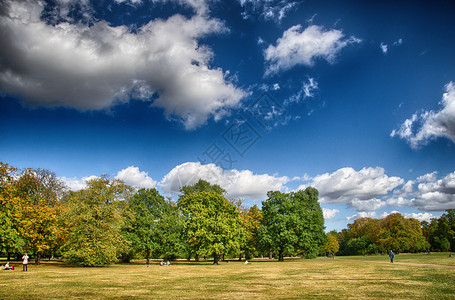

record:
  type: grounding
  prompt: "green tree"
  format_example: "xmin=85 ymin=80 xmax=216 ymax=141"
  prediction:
xmin=179 ymin=192 xmax=245 ymax=264
xmin=125 ymin=188 xmax=185 ymax=264
xmin=62 ymin=177 xmax=133 ymax=266
xmin=179 ymin=179 xmax=226 ymax=197
xmin=259 ymin=188 xmax=326 ymax=261
xmin=239 ymin=204 xmax=263 ymax=259
xmin=0 ymin=163 xmax=25 ymax=259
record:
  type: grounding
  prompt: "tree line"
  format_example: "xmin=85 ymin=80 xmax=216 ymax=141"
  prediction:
xmin=2 ymin=162 xmax=452 ymax=266
xmin=324 ymin=210 xmax=455 ymax=256
xmin=0 ymin=162 xmax=326 ymax=266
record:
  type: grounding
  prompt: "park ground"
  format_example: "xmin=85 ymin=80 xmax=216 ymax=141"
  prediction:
xmin=1 ymin=253 xmax=454 ymax=299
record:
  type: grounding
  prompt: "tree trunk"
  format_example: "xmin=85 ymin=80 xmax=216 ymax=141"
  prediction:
xmin=278 ymin=249 xmax=284 ymax=262
xmin=269 ymin=250 xmax=273 ymax=259
xmin=7 ymin=252 xmax=11 ymax=261
xmin=35 ymin=252 xmax=41 ymax=265
xmin=146 ymin=248 xmax=151 ymax=265
xmin=195 ymin=254 xmax=200 ymax=262
xmin=213 ymin=253 xmax=219 ymax=265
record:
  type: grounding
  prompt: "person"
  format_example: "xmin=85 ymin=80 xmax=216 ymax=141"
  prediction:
xmin=166 ymin=261 xmax=170 ymax=266
xmin=389 ymin=250 xmax=394 ymax=263
xmin=160 ymin=261 xmax=164 ymax=266
xmin=244 ymin=260 xmax=249 ymax=264
xmin=22 ymin=253 xmax=29 ymax=271
xmin=4 ymin=262 xmax=13 ymax=270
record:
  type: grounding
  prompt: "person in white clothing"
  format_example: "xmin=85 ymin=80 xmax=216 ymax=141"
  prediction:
xmin=22 ymin=253 xmax=29 ymax=271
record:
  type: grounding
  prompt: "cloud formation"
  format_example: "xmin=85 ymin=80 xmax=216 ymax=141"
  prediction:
xmin=239 ymin=0 xmax=299 ymax=23
xmin=264 ymin=25 xmax=360 ymax=75
xmin=322 ymin=208 xmax=339 ymax=220
xmin=306 ymin=167 xmax=404 ymax=207
xmin=391 ymin=81 xmax=455 ymax=148
xmin=412 ymin=171 xmax=455 ymax=211
xmin=159 ymin=162 xmax=290 ymax=200
xmin=115 ymin=166 xmax=157 ymax=189
xmin=0 ymin=0 xmax=245 ymax=130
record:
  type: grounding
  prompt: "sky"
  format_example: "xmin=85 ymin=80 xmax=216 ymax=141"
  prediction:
xmin=1 ymin=0 xmax=455 ymax=232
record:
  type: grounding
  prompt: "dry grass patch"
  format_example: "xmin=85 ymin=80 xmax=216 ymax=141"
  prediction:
xmin=1 ymin=257 xmax=454 ymax=299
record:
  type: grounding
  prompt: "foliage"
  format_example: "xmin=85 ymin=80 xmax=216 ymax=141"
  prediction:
xmin=125 ymin=188 xmax=185 ymax=263
xmin=62 ymin=177 xmax=133 ymax=266
xmin=179 ymin=179 xmax=226 ymax=197
xmin=324 ymin=232 xmax=339 ymax=255
xmin=239 ymin=204 xmax=263 ymax=259
xmin=179 ymin=192 xmax=245 ymax=264
xmin=259 ymin=188 xmax=326 ymax=261
xmin=14 ymin=168 xmax=67 ymax=264
xmin=0 ymin=163 xmax=25 ymax=255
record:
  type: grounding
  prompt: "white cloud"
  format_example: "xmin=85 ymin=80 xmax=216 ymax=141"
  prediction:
xmin=285 ymin=77 xmax=318 ymax=105
xmin=349 ymin=198 xmax=387 ymax=212
xmin=239 ymin=0 xmax=299 ymax=23
xmin=402 ymin=212 xmax=436 ymax=222
xmin=159 ymin=162 xmax=290 ymax=200
xmin=306 ymin=167 xmax=404 ymax=206
xmin=391 ymin=81 xmax=455 ymax=148
xmin=380 ymin=38 xmax=402 ymax=55
xmin=413 ymin=171 xmax=455 ymax=211
xmin=380 ymin=42 xmax=388 ymax=54
xmin=264 ymin=25 xmax=360 ymax=75
xmin=115 ymin=166 xmax=157 ymax=189
xmin=0 ymin=0 xmax=245 ymax=130
xmin=60 ymin=175 xmax=99 ymax=191
xmin=347 ymin=211 xmax=377 ymax=221
xmin=322 ymin=208 xmax=339 ymax=220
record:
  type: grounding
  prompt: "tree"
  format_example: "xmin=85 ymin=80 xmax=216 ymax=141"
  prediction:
xmin=125 ymin=188 xmax=185 ymax=264
xmin=62 ymin=177 xmax=133 ymax=266
xmin=0 ymin=163 xmax=25 ymax=259
xmin=14 ymin=168 xmax=66 ymax=264
xmin=239 ymin=204 xmax=263 ymax=259
xmin=179 ymin=179 xmax=226 ymax=197
xmin=179 ymin=192 xmax=245 ymax=264
xmin=324 ymin=232 xmax=339 ymax=255
xmin=259 ymin=188 xmax=326 ymax=261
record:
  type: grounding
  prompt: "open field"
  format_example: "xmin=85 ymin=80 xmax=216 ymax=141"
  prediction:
xmin=1 ymin=254 xmax=455 ymax=299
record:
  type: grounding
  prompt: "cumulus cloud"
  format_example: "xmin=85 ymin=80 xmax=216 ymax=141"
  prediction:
xmin=413 ymin=171 xmax=455 ymax=211
xmin=402 ymin=212 xmax=436 ymax=222
xmin=347 ymin=211 xmax=378 ymax=221
xmin=60 ymin=175 xmax=99 ymax=191
xmin=239 ymin=0 xmax=299 ymax=23
xmin=349 ymin=198 xmax=387 ymax=212
xmin=0 ymin=0 xmax=245 ymax=130
xmin=264 ymin=25 xmax=360 ymax=75
xmin=115 ymin=166 xmax=157 ymax=189
xmin=322 ymin=208 xmax=339 ymax=220
xmin=306 ymin=167 xmax=404 ymax=207
xmin=391 ymin=81 xmax=455 ymax=148
xmin=159 ymin=162 xmax=290 ymax=200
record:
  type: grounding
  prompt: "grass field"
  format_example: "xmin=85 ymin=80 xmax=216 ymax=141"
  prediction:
xmin=1 ymin=253 xmax=454 ymax=299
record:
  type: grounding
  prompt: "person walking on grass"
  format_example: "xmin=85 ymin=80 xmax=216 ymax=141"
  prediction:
xmin=22 ymin=253 xmax=29 ymax=271
xmin=389 ymin=250 xmax=394 ymax=263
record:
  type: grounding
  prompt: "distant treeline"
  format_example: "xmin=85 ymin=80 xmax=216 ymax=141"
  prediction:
xmin=324 ymin=211 xmax=455 ymax=256
xmin=1 ymin=162 xmax=452 ymax=266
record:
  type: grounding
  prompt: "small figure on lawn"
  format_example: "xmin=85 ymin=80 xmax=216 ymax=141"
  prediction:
xmin=389 ymin=250 xmax=395 ymax=263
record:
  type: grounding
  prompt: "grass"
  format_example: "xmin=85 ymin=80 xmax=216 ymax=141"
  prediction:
xmin=1 ymin=254 xmax=454 ymax=299
xmin=340 ymin=252 xmax=455 ymax=266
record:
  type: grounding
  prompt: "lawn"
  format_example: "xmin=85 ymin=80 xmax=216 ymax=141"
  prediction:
xmin=1 ymin=254 xmax=454 ymax=299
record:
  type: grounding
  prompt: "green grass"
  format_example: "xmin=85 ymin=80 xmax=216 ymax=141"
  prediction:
xmin=1 ymin=254 xmax=454 ymax=299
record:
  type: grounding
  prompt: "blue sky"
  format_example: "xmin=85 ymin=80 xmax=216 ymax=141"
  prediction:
xmin=1 ymin=0 xmax=455 ymax=231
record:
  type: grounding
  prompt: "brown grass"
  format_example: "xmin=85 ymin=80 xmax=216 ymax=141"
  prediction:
xmin=1 ymin=255 xmax=454 ymax=299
